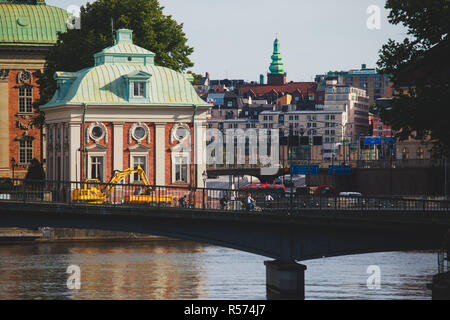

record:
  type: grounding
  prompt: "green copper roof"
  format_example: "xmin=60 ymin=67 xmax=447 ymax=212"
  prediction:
xmin=269 ymin=38 xmax=285 ymax=75
xmin=41 ymin=29 xmax=209 ymax=108
xmin=0 ymin=3 xmax=70 ymax=46
xmin=93 ymin=29 xmax=156 ymax=67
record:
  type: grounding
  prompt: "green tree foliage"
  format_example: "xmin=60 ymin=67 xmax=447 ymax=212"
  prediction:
xmin=36 ymin=0 xmax=195 ymax=122
xmin=377 ymin=0 xmax=450 ymax=156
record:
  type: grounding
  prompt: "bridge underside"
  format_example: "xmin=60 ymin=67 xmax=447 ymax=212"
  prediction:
xmin=0 ymin=201 xmax=448 ymax=261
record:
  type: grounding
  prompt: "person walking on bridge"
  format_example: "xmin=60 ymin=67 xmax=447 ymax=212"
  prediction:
xmin=265 ymin=193 xmax=274 ymax=209
xmin=179 ymin=195 xmax=187 ymax=208
xmin=247 ymin=193 xmax=256 ymax=211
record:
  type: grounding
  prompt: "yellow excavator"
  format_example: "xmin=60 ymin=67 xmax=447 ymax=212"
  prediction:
xmin=72 ymin=165 xmax=173 ymax=205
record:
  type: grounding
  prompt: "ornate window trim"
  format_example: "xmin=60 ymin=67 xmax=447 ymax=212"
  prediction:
xmin=170 ymin=123 xmax=191 ymax=144
xmin=17 ymin=70 xmax=32 ymax=84
xmin=0 ymin=69 xmax=10 ymax=81
xmin=129 ymin=122 xmax=151 ymax=144
xmin=87 ymin=122 xmax=108 ymax=144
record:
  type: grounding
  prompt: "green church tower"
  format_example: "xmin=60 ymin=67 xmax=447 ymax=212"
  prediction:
xmin=269 ymin=38 xmax=284 ymax=75
xmin=267 ymin=38 xmax=286 ymax=85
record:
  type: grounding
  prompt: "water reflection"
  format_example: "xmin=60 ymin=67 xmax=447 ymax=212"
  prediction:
xmin=0 ymin=241 xmax=438 ymax=300
xmin=0 ymin=240 xmax=208 ymax=300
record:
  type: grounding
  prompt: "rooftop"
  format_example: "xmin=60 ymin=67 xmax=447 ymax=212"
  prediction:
xmin=41 ymin=29 xmax=208 ymax=108
xmin=0 ymin=1 xmax=70 ymax=46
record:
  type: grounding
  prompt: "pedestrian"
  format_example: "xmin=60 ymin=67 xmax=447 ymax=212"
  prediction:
xmin=220 ymin=194 xmax=228 ymax=210
xmin=179 ymin=195 xmax=187 ymax=208
xmin=265 ymin=193 xmax=274 ymax=208
xmin=247 ymin=193 xmax=255 ymax=211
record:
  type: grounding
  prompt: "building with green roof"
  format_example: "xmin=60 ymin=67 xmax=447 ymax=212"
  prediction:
xmin=41 ymin=29 xmax=210 ymax=187
xmin=0 ymin=0 xmax=69 ymax=48
xmin=0 ymin=0 xmax=70 ymax=178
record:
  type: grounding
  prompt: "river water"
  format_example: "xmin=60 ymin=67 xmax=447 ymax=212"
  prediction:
xmin=0 ymin=240 xmax=438 ymax=300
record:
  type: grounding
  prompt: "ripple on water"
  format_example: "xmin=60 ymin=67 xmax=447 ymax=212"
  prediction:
xmin=0 ymin=242 xmax=438 ymax=300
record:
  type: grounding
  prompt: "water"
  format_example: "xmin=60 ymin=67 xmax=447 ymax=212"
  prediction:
xmin=0 ymin=240 xmax=438 ymax=300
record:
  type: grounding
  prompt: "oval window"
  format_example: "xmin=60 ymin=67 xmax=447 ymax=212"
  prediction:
xmin=134 ymin=127 xmax=146 ymax=140
xmin=175 ymin=127 xmax=188 ymax=140
xmin=91 ymin=126 xmax=104 ymax=139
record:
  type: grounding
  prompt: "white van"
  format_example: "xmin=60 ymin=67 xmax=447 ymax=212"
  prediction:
xmin=338 ymin=192 xmax=364 ymax=208
xmin=339 ymin=192 xmax=363 ymax=197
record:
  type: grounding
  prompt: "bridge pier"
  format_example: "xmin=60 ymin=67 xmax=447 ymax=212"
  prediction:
xmin=264 ymin=260 xmax=307 ymax=300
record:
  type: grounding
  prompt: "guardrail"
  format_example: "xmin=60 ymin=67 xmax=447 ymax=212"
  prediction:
xmin=0 ymin=178 xmax=449 ymax=214
xmin=206 ymin=159 xmax=447 ymax=170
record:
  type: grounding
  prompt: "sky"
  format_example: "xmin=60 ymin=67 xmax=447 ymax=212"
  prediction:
xmin=46 ymin=0 xmax=409 ymax=82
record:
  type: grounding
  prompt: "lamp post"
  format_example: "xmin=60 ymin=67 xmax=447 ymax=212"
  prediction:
xmin=202 ymin=170 xmax=208 ymax=188
xmin=11 ymin=157 xmax=16 ymax=181
xmin=202 ymin=170 xmax=208 ymax=209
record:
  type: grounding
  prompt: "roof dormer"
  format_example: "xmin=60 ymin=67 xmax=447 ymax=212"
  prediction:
xmin=123 ymin=70 xmax=152 ymax=103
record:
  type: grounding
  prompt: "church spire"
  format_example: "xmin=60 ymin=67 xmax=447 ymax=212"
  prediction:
xmin=269 ymin=38 xmax=284 ymax=75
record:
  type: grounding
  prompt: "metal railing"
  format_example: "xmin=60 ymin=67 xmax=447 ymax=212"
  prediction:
xmin=0 ymin=178 xmax=450 ymax=214
xmin=438 ymin=250 xmax=450 ymax=275
xmin=206 ymin=159 xmax=446 ymax=171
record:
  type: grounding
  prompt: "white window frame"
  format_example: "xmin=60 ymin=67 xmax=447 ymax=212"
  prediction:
xmin=133 ymin=82 xmax=146 ymax=98
xmin=19 ymin=140 xmax=33 ymax=164
xmin=171 ymin=151 xmax=190 ymax=184
xmin=18 ymin=86 xmax=33 ymax=114
xmin=88 ymin=153 xmax=106 ymax=182
xmin=129 ymin=153 xmax=149 ymax=183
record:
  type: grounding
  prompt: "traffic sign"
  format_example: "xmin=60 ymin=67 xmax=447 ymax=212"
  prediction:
xmin=383 ymin=137 xmax=395 ymax=145
xmin=328 ymin=165 xmax=351 ymax=175
xmin=291 ymin=165 xmax=319 ymax=175
xmin=364 ymin=137 xmax=382 ymax=145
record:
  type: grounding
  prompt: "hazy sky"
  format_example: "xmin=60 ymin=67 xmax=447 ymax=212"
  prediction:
xmin=46 ymin=0 xmax=408 ymax=82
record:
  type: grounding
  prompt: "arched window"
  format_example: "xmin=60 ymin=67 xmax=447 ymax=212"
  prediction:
xmin=402 ymin=147 xmax=409 ymax=160
xmin=417 ymin=147 xmax=424 ymax=159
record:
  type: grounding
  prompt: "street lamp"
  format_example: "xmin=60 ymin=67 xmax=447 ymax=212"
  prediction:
xmin=202 ymin=170 xmax=208 ymax=187
xmin=202 ymin=170 xmax=208 ymax=209
xmin=11 ymin=157 xmax=16 ymax=181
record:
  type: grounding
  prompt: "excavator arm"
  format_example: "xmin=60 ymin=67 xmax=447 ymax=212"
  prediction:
xmin=103 ymin=165 xmax=152 ymax=199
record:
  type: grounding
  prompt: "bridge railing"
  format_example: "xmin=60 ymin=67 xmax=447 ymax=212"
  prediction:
xmin=0 ymin=178 xmax=449 ymax=214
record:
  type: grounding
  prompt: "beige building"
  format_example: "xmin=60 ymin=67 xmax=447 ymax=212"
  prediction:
xmin=323 ymin=79 xmax=370 ymax=143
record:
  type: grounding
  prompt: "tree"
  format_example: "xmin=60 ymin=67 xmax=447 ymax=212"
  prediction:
xmin=25 ymin=158 xmax=45 ymax=181
xmin=35 ymin=0 xmax=195 ymax=125
xmin=376 ymin=0 xmax=450 ymax=156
